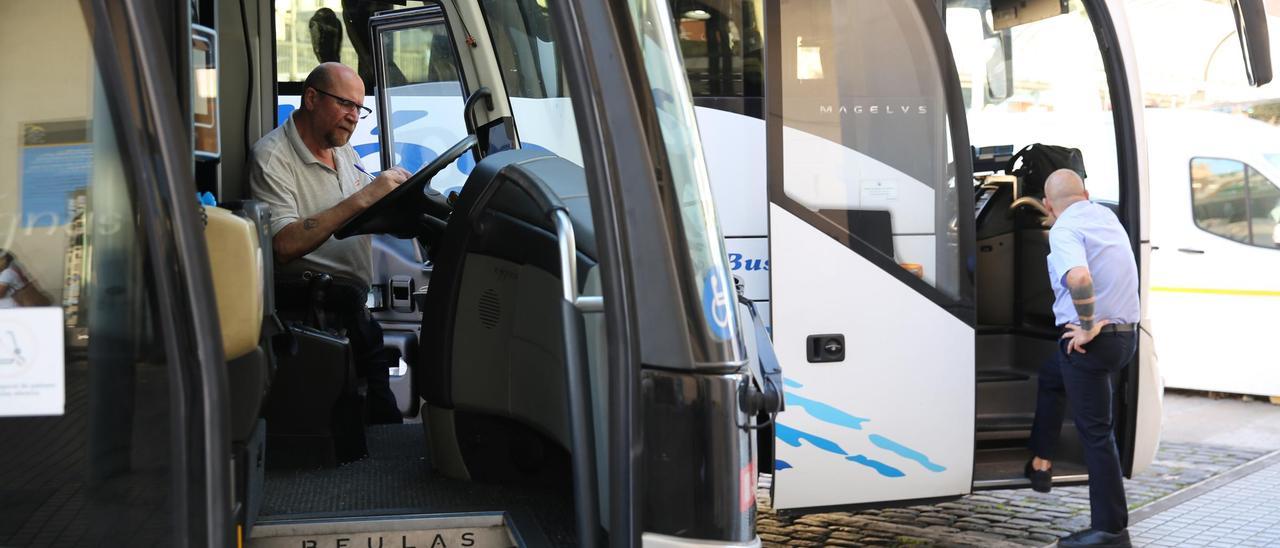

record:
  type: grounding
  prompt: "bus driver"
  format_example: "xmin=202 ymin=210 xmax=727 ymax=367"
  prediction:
xmin=249 ymin=62 xmax=410 ymax=424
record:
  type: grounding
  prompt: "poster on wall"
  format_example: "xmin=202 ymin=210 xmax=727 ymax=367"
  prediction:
xmin=20 ymin=120 xmax=91 ymax=228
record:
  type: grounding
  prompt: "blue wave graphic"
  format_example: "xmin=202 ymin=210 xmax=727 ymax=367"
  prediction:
xmin=775 ymin=423 xmax=847 ymax=456
xmin=277 ymin=104 xmax=295 ymax=127
xmin=785 ymin=391 xmax=870 ymax=430
xmin=869 ymin=434 xmax=946 ymax=472
xmin=370 ymin=110 xmax=429 ymax=136
xmin=783 ymin=378 xmax=803 ymax=389
xmin=846 ymin=455 xmax=905 ymax=478
xmin=775 ymin=460 xmax=793 ymax=471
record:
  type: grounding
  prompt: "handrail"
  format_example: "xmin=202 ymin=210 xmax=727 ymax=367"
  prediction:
xmin=552 ymin=207 xmax=602 ymax=547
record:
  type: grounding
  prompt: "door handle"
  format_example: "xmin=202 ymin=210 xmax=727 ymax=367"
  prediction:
xmin=1176 ymin=248 xmax=1206 ymax=254
xmin=806 ymin=334 xmax=845 ymax=363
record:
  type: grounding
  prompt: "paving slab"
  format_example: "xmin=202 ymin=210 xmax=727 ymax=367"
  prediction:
xmin=1129 ymin=451 xmax=1280 ymax=547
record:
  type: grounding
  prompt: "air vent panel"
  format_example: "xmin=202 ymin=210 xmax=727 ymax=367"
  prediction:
xmin=478 ymin=288 xmax=501 ymax=329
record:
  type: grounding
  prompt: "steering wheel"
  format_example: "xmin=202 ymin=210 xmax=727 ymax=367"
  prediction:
xmin=335 ymin=134 xmax=479 ymax=239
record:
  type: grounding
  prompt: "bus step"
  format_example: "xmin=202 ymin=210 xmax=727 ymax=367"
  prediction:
xmin=249 ymin=512 xmax=523 ymax=547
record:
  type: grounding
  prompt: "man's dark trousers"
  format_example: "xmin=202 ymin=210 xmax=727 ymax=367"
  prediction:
xmin=1029 ymin=331 xmax=1137 ymax=533
xmin=277 ymin=278 xmax=403 ymax=424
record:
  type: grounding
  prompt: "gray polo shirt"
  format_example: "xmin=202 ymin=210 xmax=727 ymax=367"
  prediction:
xmin=248 ymin=113 xmax=373 ymax=286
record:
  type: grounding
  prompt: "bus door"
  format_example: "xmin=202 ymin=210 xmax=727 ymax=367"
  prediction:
xmin=764 ymin=0 xmax=977 ymax=512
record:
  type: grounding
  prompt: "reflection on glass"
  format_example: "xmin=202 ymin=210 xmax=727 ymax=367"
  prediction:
xmin=1191 ymin=158 xmax=1250 ymax=243
xmin=1247 ymin=167 xmax=1280 ymax=247
xmin=276 ymin=1 xmax=427 ymax=94
xmin=671 ymin=0 xmax=763 ymax=99
xmin=378 ymin=23 xmax=468 ymax=187
xmin=629 ymin=0 xmax=742 ymax=359
xmin=778 ymin=0 xmax=960 ymax=299
xmin=0 ymin=2 xmax=174 ymax=542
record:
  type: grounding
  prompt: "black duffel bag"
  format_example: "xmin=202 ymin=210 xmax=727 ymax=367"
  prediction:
xmin=1005 ymin=143 xmax=1087 ymax=197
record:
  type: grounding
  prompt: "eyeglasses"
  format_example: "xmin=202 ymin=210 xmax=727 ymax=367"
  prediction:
xmin=312 ymin=87 xmax=372 ymax=119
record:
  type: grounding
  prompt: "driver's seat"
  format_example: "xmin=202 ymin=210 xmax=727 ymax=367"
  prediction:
xmin=417 ymin=148 xmax=597 ymax=480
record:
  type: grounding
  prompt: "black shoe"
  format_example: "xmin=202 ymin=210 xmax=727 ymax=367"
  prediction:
xmin=1024 ymin=459 xmax=1052 ymax=493
xmin=1057 ymin=528 xmax=1131 ymax=547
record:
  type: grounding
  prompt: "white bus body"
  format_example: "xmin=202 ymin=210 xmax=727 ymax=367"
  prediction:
xmin=282 ymin=0 xmax=1270 ymax=515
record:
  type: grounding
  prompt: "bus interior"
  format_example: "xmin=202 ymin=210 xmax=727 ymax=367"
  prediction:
xmin=954 ymin=0 xmax=1140 ymax=487
xmin=0 ymin=0 xmax=701 ymax=545
xmin=230 ymin=3 xmax=613 ymax=544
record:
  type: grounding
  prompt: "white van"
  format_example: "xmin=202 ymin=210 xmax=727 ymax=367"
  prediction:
xmin=1145 ymin=109 xmax=1280 ymax=398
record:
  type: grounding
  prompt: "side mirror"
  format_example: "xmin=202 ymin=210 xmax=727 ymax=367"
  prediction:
xmin=985 ymin=30 xmax=1013 ymax=103
xmin=1231 ymin=0 xmax=1273 ymax=86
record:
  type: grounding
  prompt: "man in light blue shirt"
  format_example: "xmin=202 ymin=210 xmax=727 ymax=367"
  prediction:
xmin=1025 ymin=169 xmax=1140 ymax=548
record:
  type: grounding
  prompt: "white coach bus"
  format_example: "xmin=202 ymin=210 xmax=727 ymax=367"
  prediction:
xmin=275 ymin=0 xmax=1273 ymax=517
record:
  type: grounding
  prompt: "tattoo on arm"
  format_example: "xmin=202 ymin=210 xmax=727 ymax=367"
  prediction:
xmin=1069 ymin=280 xmax=1096 ymax=331
xmin=303 ymin=218 xmax=319 ymax=230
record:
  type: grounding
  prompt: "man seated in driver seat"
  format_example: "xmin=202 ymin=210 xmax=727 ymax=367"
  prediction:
xmin=249 ymin=62 xmax=410 ymax=424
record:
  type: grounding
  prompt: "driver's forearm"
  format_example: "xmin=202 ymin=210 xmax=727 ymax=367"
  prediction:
xmin=272 ymin=193 xmax=367 ymax=265
xmin=1065 ymin=267 xmax=1096 ymax=331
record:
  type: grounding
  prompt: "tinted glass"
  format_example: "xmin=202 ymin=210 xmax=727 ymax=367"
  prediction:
xmin=629 ymin=0 xmax=744 ymax=363
xmin=671 ymin=0 xmax=764 ymax=99
xmin=1247 ymin=166 xmax=1280 ymax=248
xmin=378 ymin=21 xmax=469 ymax=186
xmin=480 ymin=0 xmax=584 ymax=165
xmin=777 ymin=0 xmax=963 ymax=300
xmin=1191 ymin=158 xmax=1250 ymax=243
xmin=0 ymin=1 xmax=175 ymax=544
xmin=276 ymin=0 xmax=427 ymax=94
xmin=482 ymin=0 xmax=567 ymax=99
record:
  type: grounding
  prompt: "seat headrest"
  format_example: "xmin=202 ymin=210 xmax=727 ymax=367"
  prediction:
xmin=204 ymin=206 xmax=264 ymax=360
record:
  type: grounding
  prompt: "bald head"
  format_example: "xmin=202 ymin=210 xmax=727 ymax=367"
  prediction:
xmin=1044 ymin=168 xmax=1088 ymax=218
xmin=1045 ymin=169 xmax=1086 ymax=201
xmin=302 ymin=63 xmax=361 ymax=107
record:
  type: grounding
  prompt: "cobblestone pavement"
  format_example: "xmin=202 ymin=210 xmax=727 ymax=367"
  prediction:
xmin=756 ymin=442 xmax=1269 ymax=547
xmin=1129 ymin=453 xmax=1280 ymax=547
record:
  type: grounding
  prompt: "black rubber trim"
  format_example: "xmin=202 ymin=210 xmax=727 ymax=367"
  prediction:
xmin=774 ymin=494 xmax=961 ymax=518
xmin=1083 ymin=0 xmax=1142 ymax=478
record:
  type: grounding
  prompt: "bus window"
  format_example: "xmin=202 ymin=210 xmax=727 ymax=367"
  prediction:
xmin=479 ymin=0 xmax=585 ymax=165
xmin=946 ymin=0 xmax=1121 ymax=201
xmin=481 ymin=0 xmax=566 ymax=99
xmin=0 ymin=1 xmax=177 ymax=544
xmin=276 ymin=0 xmax=428 ymax=96
xmin=671 ymin=0 xmax=764 ymax=102
xmin=774 ymin=0 xmax=966 ymax=301
xmin=377 ymin=20 xmax=468 ymax=179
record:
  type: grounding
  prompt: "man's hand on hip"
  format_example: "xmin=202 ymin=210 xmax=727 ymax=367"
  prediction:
xmin=1061 ymin=319 xmax=1111 ymax=354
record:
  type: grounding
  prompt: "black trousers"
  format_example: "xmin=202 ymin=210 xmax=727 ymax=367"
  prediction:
xmin=1029 ymin=331 xmax=1137 ymax=534
xmin=276 ymin=279 xmax=403 ymax=425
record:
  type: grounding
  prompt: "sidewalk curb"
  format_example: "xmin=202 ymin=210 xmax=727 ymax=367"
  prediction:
xmin=1130 ymin=447 xmax=1280 ymax=524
